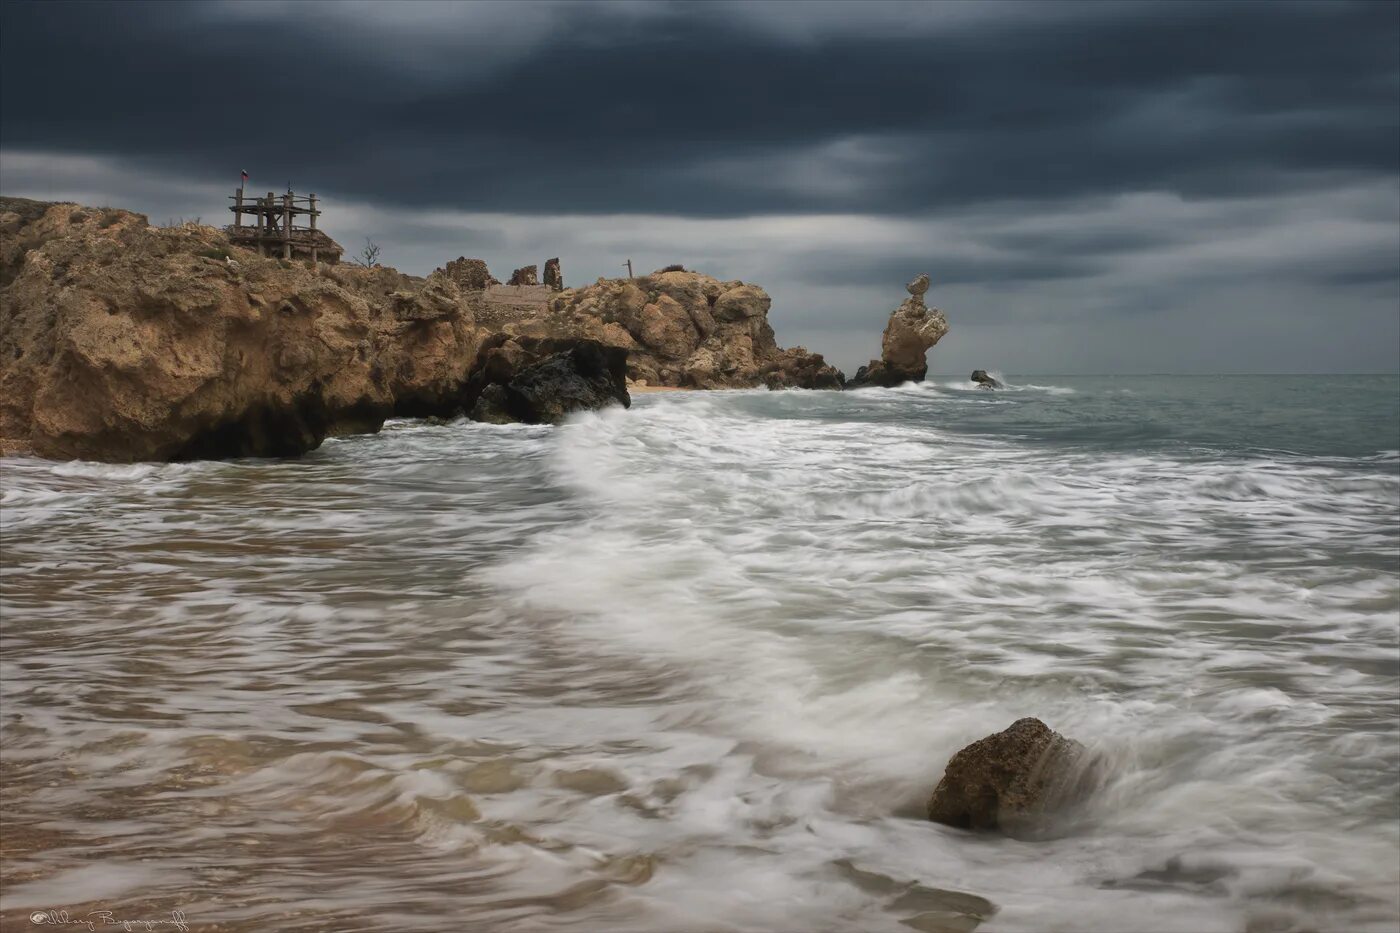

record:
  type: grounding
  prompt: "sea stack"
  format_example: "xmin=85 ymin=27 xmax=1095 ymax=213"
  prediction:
xmin=848 ymin=273 xmax=948 ymax=388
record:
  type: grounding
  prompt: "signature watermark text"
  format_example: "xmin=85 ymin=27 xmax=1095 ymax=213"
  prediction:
xmin=29 ymin=908 xmax=189 ymax=933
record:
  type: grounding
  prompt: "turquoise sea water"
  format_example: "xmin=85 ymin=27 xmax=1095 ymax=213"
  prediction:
xmin=1 ymin=374 xmax=1397 ymax=932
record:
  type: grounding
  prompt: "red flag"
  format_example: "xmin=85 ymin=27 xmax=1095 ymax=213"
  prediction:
xmin=240 ymin=170 xmax=248 ymax=184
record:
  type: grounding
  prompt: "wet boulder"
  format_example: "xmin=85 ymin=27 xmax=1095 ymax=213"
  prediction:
xmin=970 ymin=370 xmax=1003 ymax=390
xmin=927 ymin=718 xmax=1089 ymax=833
xmin=466 ymin=335 xmax=630 ymax=425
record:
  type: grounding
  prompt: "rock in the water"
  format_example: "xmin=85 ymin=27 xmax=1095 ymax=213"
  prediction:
xmin=848 ymin=273 xmax=948 ymax=388
xmin=927 ymin=718 xmax=1089 ymax=833
xmin=970 ymin=369 xmax=1003 ymax=389
xmin=761 ymin=346 xmax=845 ymax=390
xmin=465 ymin=336 xmax=630 ymax=425
xmin=508 ymin=265 xmax=538 ymax=286
xmin=543 ymin=257 xmax=563 ymax=291
xmin=467 ymin=384 xmax=516 ymax=425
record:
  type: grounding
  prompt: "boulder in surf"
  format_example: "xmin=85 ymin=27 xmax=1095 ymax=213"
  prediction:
xmin=927 ymin=718 xmax=1089 ymax=833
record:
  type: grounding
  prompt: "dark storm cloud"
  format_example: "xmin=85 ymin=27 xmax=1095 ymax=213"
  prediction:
xmin=1 ymin=0 xmax=1396 ymax=217
xmin=2 ymin=0 xmax=1396 ymax=374
xmin=798 ymin=252 xmax=1109 ymax=289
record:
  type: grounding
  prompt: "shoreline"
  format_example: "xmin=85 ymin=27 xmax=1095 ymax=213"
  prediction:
xmin=628 ymin=384 xmax=692 ymax=394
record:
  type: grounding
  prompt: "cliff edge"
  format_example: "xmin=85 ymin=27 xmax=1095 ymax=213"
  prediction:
xmin=0 ymin=199 xmax=841 ymax=461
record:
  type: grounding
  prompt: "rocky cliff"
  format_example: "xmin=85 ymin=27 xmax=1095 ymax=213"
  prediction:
xmin=0 ymin=199 xmax=840 ymax=461
xmin=522 ymin=269 xmax=844 ymax=390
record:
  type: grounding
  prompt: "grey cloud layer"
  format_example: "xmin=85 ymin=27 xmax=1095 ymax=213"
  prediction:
xmin=1 ymin=0 xmax=1396 ymax=373
xmin=3 ymin=0 xmax=1395 ymax=215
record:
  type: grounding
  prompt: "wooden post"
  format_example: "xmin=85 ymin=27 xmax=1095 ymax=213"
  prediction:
xmin=308 ymin=193 xmax=318 ymax=270
xmin=234 ymin=187 xmax=243 ymax=229
xmin=265 ymin=193 xmax=275 ymax=234
xmin=281 ymin=192 xmax=292 ymax=260
xmin=625 ymin=259 xmax=633 ymax=278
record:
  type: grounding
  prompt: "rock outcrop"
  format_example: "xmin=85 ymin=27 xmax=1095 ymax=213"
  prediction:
xmin=848 ymin=273 xmax=948 ymax=388
xmin=0 ymin=199 xmax=610 ymax=460
xmin=530 ymin=269 xmax=844 ymax=389
xmin=467 ymin=336 xmax=629 ymax=425
xmin=927 ymin=718 xmax=1090 ymax=834
xmin=1 ymin=201 xmax=844 ymax=461
xmin=971 ymin=370 xmax=1003 ymax=389
xmin=542 ymin=257 xmax=563 ymax=291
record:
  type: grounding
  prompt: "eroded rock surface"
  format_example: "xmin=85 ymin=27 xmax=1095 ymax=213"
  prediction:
xmin=849 ymin=273 xmax=948 ymax=388
xmin=466 ymin=335 xmax=629 ymax=425
xmin=926 ymin=718 xmax=1089 ymax=833
xmin=533 ymin=269 xmax=844 ymax=389
xmin=1 ymin=201 xmax=845 ymax=461
xmin=0 ymin=200 xmax=584 ymax=459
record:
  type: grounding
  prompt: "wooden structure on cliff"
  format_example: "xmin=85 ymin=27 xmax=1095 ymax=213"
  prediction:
xmin=226 ymin=188 xmax=343 ymax=265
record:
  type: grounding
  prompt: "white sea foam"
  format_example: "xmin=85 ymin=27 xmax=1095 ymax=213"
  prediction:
xmin=1 ymin=378 xmax=1396 ymax=932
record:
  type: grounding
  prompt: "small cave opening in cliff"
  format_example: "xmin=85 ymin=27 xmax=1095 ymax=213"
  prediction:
xmin=170 ymin=393 xmax=336 ymax=461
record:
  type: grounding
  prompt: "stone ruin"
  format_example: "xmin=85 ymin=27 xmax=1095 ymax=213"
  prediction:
xmin=543 ymin=258 xmax=563 ymax=291
xmin=442 ymin=257 xmax=499 ymax=291
xmin=443 ymin=257 xmax=563 ymax=293
xmin=436 ymin=257 xmax=563 ymax=323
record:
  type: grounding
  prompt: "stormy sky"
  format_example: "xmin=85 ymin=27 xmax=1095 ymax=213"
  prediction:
xmin=2 ymin=0 xmax=1397 ymax=375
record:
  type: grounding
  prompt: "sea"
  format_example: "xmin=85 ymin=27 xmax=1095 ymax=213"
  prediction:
xmin=1 ymin=374 xmax=1397 ymax=933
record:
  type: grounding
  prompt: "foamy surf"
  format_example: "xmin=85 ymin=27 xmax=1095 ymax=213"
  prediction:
xmin=1 ymin=374 xmax=1396 ymax=932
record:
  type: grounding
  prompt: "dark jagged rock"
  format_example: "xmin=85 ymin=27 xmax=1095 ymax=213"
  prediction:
xmin=971 ymin=370 xmax=1003 ymax=389
xmin=508 ymin=265 xmax=538 ymax=286
xmin=848 ymin=273 xmax=948 ymax=388
xmin=465 ymin=335 xmax=630 ymax=425
xmin=543 ymin=257 xmax=563 ymax=291
xmin=467 ymin=384 xmax=516 ymax=425
xmin=927 ymin=718 xmax=1091 ymax=834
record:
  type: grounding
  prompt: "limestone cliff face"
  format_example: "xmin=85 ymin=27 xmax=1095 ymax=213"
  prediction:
xmin=0 ymin=201 xmax=840 ymax=461
xmin=0 ymin=199 xmax=484 ymax=460
xmin=848 ymin=273 xmax=948 ymax=388
xmin=525 ymin=269 xmax=844 ymax=390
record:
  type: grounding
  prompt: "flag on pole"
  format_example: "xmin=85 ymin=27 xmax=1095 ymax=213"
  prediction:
xmin=240 ymin=170 xmax=248 ymax=186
